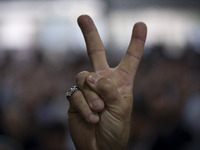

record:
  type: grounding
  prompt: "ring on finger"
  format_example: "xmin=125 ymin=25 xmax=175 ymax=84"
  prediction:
xmin=65 ymin=86 xmax=79 ymax=101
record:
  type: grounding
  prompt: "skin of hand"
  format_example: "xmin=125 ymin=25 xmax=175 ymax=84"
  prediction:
xmin=68 ymin=15 xmax=147 ymax=150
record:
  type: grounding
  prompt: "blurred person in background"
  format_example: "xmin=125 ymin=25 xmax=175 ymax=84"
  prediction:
xmin=38 ymin=123 xmax=67 ymax=150
xmin=0 ymin=135 xmax=24 ymax=150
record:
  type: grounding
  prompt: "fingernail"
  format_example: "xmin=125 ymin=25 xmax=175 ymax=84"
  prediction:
xmin=88 ymin=113 xmax=99 ymax=123
xmin=91 ymin=99 xmax=102 ymax=108
xmin=88 ymin=74 xmax=100 ymax=84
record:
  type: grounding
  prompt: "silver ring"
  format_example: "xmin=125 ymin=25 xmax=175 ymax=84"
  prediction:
xmin=65 ymin=86 xmax=79 ymax=101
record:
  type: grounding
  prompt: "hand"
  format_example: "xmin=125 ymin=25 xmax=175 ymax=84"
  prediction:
xmin=68 ymin=15 xmax=147 ymax=150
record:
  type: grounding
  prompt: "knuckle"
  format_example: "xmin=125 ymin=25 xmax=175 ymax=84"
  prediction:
xmin=76 ymin=71 xmax=89 ymax=86
xmin=76 ymin=71 xmax=89 ymax=80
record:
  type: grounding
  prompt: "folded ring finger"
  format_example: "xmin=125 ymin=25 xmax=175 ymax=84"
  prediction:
xmin=76 ymin=71 xmax=105 ymax=112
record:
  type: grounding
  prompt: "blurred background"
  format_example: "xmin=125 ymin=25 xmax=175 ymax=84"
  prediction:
xmin=0 ymin=0 xmax=200 ymax=150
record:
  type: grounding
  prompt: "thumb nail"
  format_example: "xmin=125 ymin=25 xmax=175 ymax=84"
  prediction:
xmin=88 ymin=74 xmax=100 ymax=84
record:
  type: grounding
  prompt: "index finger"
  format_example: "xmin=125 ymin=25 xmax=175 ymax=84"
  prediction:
xmin=118 ymin=22 xmax=147 ymax=78
xmin=78 ymin=15 xmax=109 ymax=72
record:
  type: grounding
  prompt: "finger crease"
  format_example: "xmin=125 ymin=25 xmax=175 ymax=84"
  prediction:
xmin=132 ymin=38 xmax=145 ymax=44
xmin=95 ymin=66 xmax=108 ymax=73
xmin=117 ymin=66 xmax=130 ymax=76
xmin=88 ymin=48 xmax=104 ymax=56
xmin=126 ymin=51 xmax=141 ymax=61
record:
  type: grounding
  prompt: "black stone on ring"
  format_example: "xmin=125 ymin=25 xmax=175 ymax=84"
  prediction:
xmin=65 ymin=86 xmax=79 ymax=101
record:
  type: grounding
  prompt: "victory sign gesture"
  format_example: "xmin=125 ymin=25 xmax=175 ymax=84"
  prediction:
xmin=67 ymin=15 xmax=147 ymax=150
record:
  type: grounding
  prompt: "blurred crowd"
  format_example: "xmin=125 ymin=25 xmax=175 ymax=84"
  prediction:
xmin=0 ymin=44 xmax=200 ymax=150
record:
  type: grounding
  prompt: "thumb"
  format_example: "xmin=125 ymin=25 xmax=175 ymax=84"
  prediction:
xmin=86 ymin=73 xmax=122 ymax=111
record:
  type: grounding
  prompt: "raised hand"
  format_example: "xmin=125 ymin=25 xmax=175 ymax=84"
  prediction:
xmin=68 ymin=15 xmax=147 ymax=150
